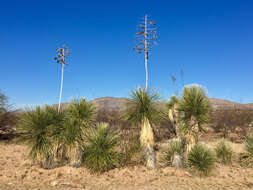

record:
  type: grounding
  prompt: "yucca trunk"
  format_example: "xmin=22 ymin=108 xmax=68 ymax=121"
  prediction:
xmin=185 ymin=118 xmax=199 ymax=155
xmin=140 ymin=117 xmax=156 ymax=169
xmin=168 ymin=108 xmax=180 ymax=139
xmin=67 ymin=145 xmax=82 ymax=167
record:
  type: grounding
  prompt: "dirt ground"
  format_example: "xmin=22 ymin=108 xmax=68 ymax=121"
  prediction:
xmin=1 ymin=141 xmax=253 ymax=190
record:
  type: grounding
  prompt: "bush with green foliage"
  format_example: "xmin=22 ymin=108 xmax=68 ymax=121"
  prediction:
xmin=64 ymin=98 xmax=96 ymax=167
xmin=19 ymin=105 xmax=66 ymax=168
xmin=84 ymin=123 xmax=119 ymax=173
xmin=19 ymin=98 xmax=96 ymax=168
xmin=178 ymin=85 xmax=211 ymax=133
xmin=245 ymin=134 xmax=253 ymax=155
xmin=215 ymin=139 xmax=233 ymax=164
xmin=188 ymin=143 xmax=215 ymax=175
xmin=240 ymin=134 xmax=253 ymax=167
xmin=165 ymin=139 xmax=185 ymax=165
xmin=123 ymin=87 xmax=164 ymax=169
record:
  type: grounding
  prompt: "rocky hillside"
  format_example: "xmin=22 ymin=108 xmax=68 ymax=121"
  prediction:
xmin=90 ymin=97 xmax=253 ymax=112
xmin=57 ymin=97 xmax=253 ymax=113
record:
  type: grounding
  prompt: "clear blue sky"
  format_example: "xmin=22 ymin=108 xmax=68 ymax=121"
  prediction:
xmin=1 ymin=0 xmax=253 ymax=108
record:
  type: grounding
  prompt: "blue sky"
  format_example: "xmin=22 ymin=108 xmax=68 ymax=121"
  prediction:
xmin=1 ymin=0 xmax=253 ymax=108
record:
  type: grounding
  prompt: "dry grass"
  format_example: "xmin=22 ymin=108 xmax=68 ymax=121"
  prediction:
xmin=1 ymin=140 xmax=253 ymax=190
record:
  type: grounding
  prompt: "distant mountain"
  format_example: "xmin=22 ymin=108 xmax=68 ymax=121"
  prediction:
xmin=56 ymin=97 xmax=253 ymax=112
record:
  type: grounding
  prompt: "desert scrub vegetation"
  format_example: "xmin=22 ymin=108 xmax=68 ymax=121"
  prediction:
xmin=123 ymin=87 xmax=164 ymax=169
xmin=240 ymin=134 xmax=253 ymax=167
xmin=119 ymin=130 xmax=142 ymax=166
xmin=188 ymin=143 xmax=216 ymax=176
xmin=177 ymin=85 xmax=211 ymax=154
xmin=215 ymin=139 xmax=233 ymax=164
xmin=19 ymin=105 xmax=66 ymax=168
xmin=0 ymin=91 xmax=19 ymax=136
xmin=83 ymin=122 xmax=120 ymax=173
xmin=164 ymin=139 xmax=185 ymax=167
xmin=18 ymin=98 xmax=96 ymax=169
xmin=64 ymin=98 xmax=96 ymax=167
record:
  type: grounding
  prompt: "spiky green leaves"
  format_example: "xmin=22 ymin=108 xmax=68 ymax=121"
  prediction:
xmin=84 ymin=123 xmax=119 ymax=173
xmin=19 ymin=106 xmax=66 ymax=168
xmin=215 ymin=139 xmax=233 ymax=164
xmin=167 ymin=95 xmax=179 ymax=110
xmin=246 ymin=134 xmax=253 ymax=156
xmin=165 ymin=139 xmax=185 ymax=165
xmin=240 ymin=134 xmax=253 ymax=167
xmin=178 ymin=85 xmax=211 ymax=132
xmin=123 ymin=87 xmax=164 ymax=125
xmin=64 ymin=98 xmax=96 ymax=145
xmin=19 ymin=98 xmax=97 ymax=168
xmin=188 ymin=143 xmax=215 ymax=176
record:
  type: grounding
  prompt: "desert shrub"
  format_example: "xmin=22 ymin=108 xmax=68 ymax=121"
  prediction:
xmin=19 ymin=105 xmax=66 ymax=169
xmin=63 ymin=98 xmax=96 ymax=167
xmin=19 ymin=98 xmax=96 ymax=169
xmin=240 ymin=134 xmax=253 ymax=167
xmin=245 ymin=134 xmax=253 ymax=155
xmin=119 ymin=129 xmax=142 ymax=166
xmin=165 ymin=139 xmax=185 ymax=166
xmin=84 ymin=123 xmax=120 ymax=173
xmin=215 ymin=139 xmax=233 ymax=164
xmin=0 ymin=91 xmax=19 ymax=138
xmin=188 ymin=143 xmax=216 ymax=175
xmin=210 ymin=109 xmax=253 ymax=139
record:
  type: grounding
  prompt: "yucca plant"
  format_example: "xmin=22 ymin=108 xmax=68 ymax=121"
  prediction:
xmin=84 ymin=123 xmax=119 ymax=173
xmin=123 ymin=87 xmax=164 ymax=169
xmin=19 ymin=105 xmax=66 ymax=168
xmin=64 ymin=98 xmax=96 ymax=167
xmin=245 ymin=134 xmax=253 ymax=156
xmin=188 ymin=143 xmax=216 ymax=176
xmin=215 ymin=139 xmax=233 ymax=164
xmin=167 ymin=95 xmax=180 ymax=137
xmin=177 ymin=85 xmax=211 ymax=154
xmin=165 ymin=139 xmax=185 ymax=166
xmin=240 ymin=134 xmax=253 ymax=167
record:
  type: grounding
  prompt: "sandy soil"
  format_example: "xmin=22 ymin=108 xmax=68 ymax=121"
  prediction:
xmin=1 ymin=141 xmax=253 ymax=190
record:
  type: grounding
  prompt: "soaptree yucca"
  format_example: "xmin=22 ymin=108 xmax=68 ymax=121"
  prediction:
xmin=178 ymin=85 xmax=211 ymax=154
xmin=188 ymin=143 xmax=215 ymax=176
xmin=215 ymin=139 xmax=233 ymax=164
xmin=64 ymin=98 xmax=96 ymax=167
xmin=167 ymin=95 xmax=180 ymax=137
xmin=19 ymin=105 xmax=66 ymax=168
xmin=84 ymin=122 xmax=119 ymax=173
xmin=123 ymin=87 xmax=163 ymax=169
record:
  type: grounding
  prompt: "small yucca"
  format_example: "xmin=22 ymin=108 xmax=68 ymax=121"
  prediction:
xmin=215 ymin=139 xmax=233 ymax=164
xmin=246 ymin=134 xmax=253 ymax=156
xmin=84 ymin=123 xmax=119 ymax=173
xmin=165 ymin=139 xmax=185 ymax=165
xmin=240 ymin=134 xmax=253 ymax=167
xmin=64 ymin=98 xmax=96 ymax=167
xmin=188 ymin=143 xmax=215 ymax=175
xmin=19 ymin=105 xmax=66 ymax=168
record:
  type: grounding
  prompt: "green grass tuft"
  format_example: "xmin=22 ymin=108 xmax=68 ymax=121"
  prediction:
xmin=215 ymin=139 xmax=233 ymax=164
xmin=84 ymin=123 xmax=120 ymax=173
xmin=165 ymin=139 xmax=185 ymax=165
xmin=188 ymin=143 xmax=215 ymax=176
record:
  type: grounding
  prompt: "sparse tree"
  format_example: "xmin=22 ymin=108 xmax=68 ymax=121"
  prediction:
xmin=0 ymin=91 xmax=8 ymax=115
xmin=134 ymin=14 xmax=157 ymax=90
xmin=54 ymin=45 xmax=70 ymax=112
